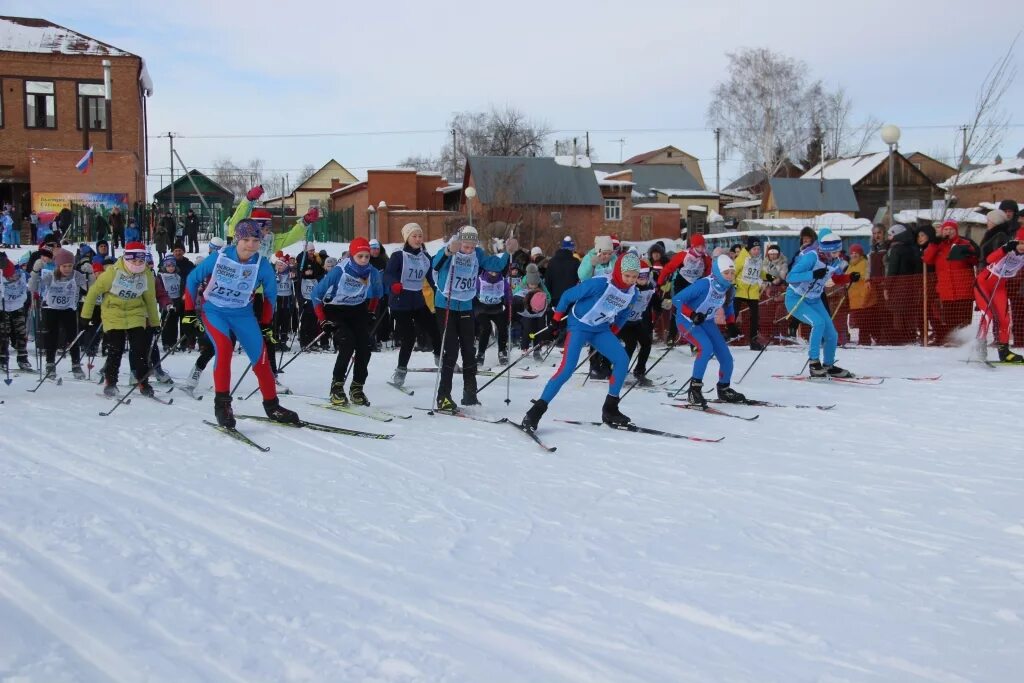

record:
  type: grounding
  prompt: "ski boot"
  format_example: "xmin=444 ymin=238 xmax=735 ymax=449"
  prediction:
xmin=263 ymin=397 xmax=299 ymax=424
xmin=350 ymin=382 xmax=370 ymax=406
xmin=436 ymin=395 xmax=458 ymax=414
xmin=71 ymin=364 xmax=85 ymax=380
xmin=530 ymin=347 xmax=541 ymax=362
xmin=601 ymin=394 xmax=631 ymax=428
xmin=825 ymin=364 xmax=854 ymax=378
xmin=153 ymin=367 xmax=174 ymax=384
xmin=461 ymin=390 xmax=481 ymax=406
xmin=475 ymin=353 xmax=485 ymax=367
xmin=750 ymin=340 xmax=766 ymax=351
xmin=633 ymin=372 xmax=654 ymax=387
xmin=17 ymin=357 xmax=33 ymax=372
xmin=391 ymin=366 xmax=407 ymax=388
xmin=687 ymin=379 xmax=708 ymax=408
xmin=589 ymin=366 xmax=610 ymax=381
xmin=998 ymin=344 xmax=1024 ymax=363
xmin=808 ymin=361 xmax=827 ymax=377
xmin=716 ymin=383 xmax=747 ymax=403
xmin=214 ymin=392 xmax=236 ymax=428
xmin=501 ymin=351 xmax=511 ymax=365
xmin=44 ymin=362 xmax=56 ymax=380
xmin=103 ymin=379 xmax=119 ymax=398
xmin=182 ymin=364 xmax=202 ymax=391
xmin=0 ymin=358 xmax=7 ymax=375
xmin=137 ymin=380 xmax=155 ymax=397
xmin=522 ymin=398 xmax=548 ymax=432
xmin=329 ymin=380 xmax=349 ymax=407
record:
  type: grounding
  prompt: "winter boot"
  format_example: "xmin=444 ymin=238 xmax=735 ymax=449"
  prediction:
xmin=436 ymin=395 xmax=458 ymax=414
xmin=530 ymin=347 xmax=541 ymax=361
xmin=502 ymin=351 xmax=512 ymax=364
xmin=750 ymin=340 xmax=766 ymax=351
xmin=716 ymin=383 xmax=747 ymax=403
xmin=263 ymin=397 xmax=299 ymax=424
xmin=475 ymin=352 xmax=486 ymax=367
xmin=17 ymin=357 xmax=33 ymax=372
xmin=391 ymin=366 xmax=407 ymax=388
xmin=350 ymin=382 xmax=370 ymax=406
xmin=601 ymin=394 xmax=631 ymax=427
xmin=154 ymin=367 xmax=174 ymax=384
xmin=687 ymin=379 xmax=708 ymax=408
xmin=137 ymin=380 xmax=155 ymax=397
xmin=998 ymin=344 xmax=1024 ymax=363
xmin=808 ymin=361 xmax=827 ymax=377
xmin=633 ymin=372 xmax=654 ymax=387
xmin=522 ymin=398 xmax=548 ymax=432
xmin=461 ymin=390 xmax=481 ymax=406
xmin=329 ymin=380 xmax=349 ymax=407
xmin=103 ymin=381 xmax=118 ymax=397
xmin=71 ymin=364 xmax=85 ymax=380
xmin=825 ymin=364 xmax=854 ymax=378
xmin=214 ymin=392 xmax=236 ymax=429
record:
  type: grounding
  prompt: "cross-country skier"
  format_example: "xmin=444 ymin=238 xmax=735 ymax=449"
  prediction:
xmin=475 ymin=267 xmax=511 ymax=366
xmin=0 ymin=253 xmax=32 ymax=372
xmin=619 ymin=259 xmax=657 ymax=385
xmin=521 ymin=251 xmax=641 ymax=431
xmin=384 ymin=222 xmax=441 ymax=389
xmin=29 ymin=248 xmax=92 ymax=379
xmin=975 ymin=226 xmax=1024 ymax=362
xmin=184 ymin=220 xmax=298 ymax=428
xmin=311 ymin=237 xmax=383 ymax=406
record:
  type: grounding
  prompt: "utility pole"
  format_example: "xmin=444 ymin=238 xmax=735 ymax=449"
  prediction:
xmin=819 ymin=136 xmax=825 ymax=195
xmin=610 ymin=138 xmax=625 ymax=162
xmin=959 ymin=124 xmax=968 ymax=170
xmin=585 ymin=131 xmax=590 ymax=157
xmin=451 ymin=127 xmax=457 ymax=181
xmin=714 ymin=128 xmax=721 ymax=193
xmin=169 ymin=132 xmax=175 ymax=221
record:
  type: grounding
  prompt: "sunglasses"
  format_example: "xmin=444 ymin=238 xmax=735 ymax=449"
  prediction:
xmin=123 ymin=253 xmax=147 ymax=262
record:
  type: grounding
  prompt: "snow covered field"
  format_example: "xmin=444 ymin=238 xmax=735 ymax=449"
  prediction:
xmin=2 ymin=342 xmax=1023 ymax=682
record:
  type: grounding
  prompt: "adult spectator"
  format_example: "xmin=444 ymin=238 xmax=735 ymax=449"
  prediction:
xmin=55 ymin=207 xmax=74 ymax=240
xmin=172 ymin=243 xmax=195 ymax=282
xmin=544 ymin=235 xmax=580 ymax=311
xmin=154 ymin=218 xmax=170 ymax=260
xmin=885 ymin=224 xmax=922 ymax=344
xmin=504 ymin=237 xmax=530 ymax=272
xmin=922 ymin=219 xmax=978 ymax=345
xmin=185 ymin=209 xmax=200 ymax=253
xmin=109 ymin=206 xmax=125 ymax=248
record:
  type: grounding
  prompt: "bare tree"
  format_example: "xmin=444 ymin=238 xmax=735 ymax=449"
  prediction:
xmin=707 ymin=48 xmax=825 ymax=176
xmin=551 ymin=136 xmax=599 ymax=160
xmin=211 ymin=157 xmax=268 ymax=198
xmin=440 ymin=106 xmax=551 ymax=179
xmin=943 ymin=34 xmax=1018 ymax=215
xmin=397 ymin=155 xmax=444 ymax=172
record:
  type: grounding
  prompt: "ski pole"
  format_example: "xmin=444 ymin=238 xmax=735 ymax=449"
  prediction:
xmin=229 ymin=363 xmax=251 ymax=397
xmin=774 ymin=289 xmax=808 ymax=323
xmin=476 ymin=325 xmax=550 ymax=395
xmin=620 ymin=342 xmax=675 ymax=401
xmin=432 ymin=245 xmax=456 ymax=405
xmin=98 ymin=341 xmax=180 ymax=417
xmin=86 ymin=322 xmax=104 ymax=381
xmin=1 ymin=296 xmax=9 ymax=386
xmin=241 ymin=331 xmax=326 ymax=401
xmin=341 ymin=307 xmax=388 ymax=382
xmin=737 ymin=341 xmax=770 ymax=384
xmin=26 ymin=328 xmax=87 ymax=392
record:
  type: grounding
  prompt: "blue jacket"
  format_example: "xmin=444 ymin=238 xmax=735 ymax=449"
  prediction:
xmin=555 ymin=275 xmax=636 ymax=331
xmin=124 ymin=224 xmax=141 ymax=243
xmin=432 ymin=246 xmax=509 ymax=312
xmin=185 ymin=246 xmax=276 ymax=313
xmin=310 ymin=259 xmax=383 ymax=309
xmin=384 ymin=245 xmax=436 ymax=311
xmin=673 ymin=275 xmax=736 ymax=326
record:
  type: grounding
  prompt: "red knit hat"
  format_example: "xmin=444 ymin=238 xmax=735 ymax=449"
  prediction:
xmin=124 ymin=241 xmax=146 ymax=254
xmin=1017 ymin=227 xmax=1024 ymax=241
xmin=941 ymin=219 xmax=959 ymax=231
xmin=849 ymin=243 xmax=865 ymax=256
xmin=251 ymin=208 xmax=273 ymax=221
xmin=690 ymin=234 xmax=706 ymax=249
xmin=349 ymin=237 xmax=371 ymax=256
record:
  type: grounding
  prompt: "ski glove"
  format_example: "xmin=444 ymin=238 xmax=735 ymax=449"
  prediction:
xmin=726 ymin=322 xmax=740 ymax=339
xmin=660 ymin=298 xmax=673 ymax=310
xmin=79 ymin=317 xmax=94 ymax=329
xmin=246 ymin=185 xmax=264 ymax=201
xmin=261 ymin=325 xmax=278 ymax=345
xmin=812 ymin=267 xmax=828 ymax=279
xmin=182 ymin=312 xmax=204 ymax=333
xmin=390 ymin=282 xmax=403 ymax=295
xmin=849 ymin=272 xmax=861 ymax=282
xmin=690 ymin=312 xmax=707 ymax=325
xmin=320 ymin=319 xmax=337 ymax=334
xmin=1006 ymin=241 xmax=1019 ymax=253
xmin=302 ymin=207 xmax=320 ymax=225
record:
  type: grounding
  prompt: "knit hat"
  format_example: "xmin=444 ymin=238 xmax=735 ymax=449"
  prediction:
xmin=766 ymin=243 xmax=780 ymax=254
xmin=820 ymin=232 xmax=843 ymax=253
xmin=250 ymin=208 xmax=273 ymax=222
xmin=234 ymin=220 xmax=264 ymax=240
xmin=689 ymin=233 xmax=706 ymax=250
xmin=349 ymin=237 xmax=371 ymax=256
xmin=746 ymin=235 xmax=762 ymax=250
xmin=1017 ymin=227 xmax=1024 ymax=241
xmin=987 ymin=210 xmax=1008 ymax=227
xmin=209 ymin=236 xmax=226 ymax=251
xmin=530 ymin=246 xmax=543 ymax=257
xmin=560 ymin=235 xmax=575 ymax=250
xmin=456 ymin=225 xmax=478 ymax=243
xmin=638 ymin=259 xmax=651 ymax=277
xmin=594 ymin=235 xmax=614 ymax=253
xmin=124 ymin=241 xmax=146 ymax=255
xmin=369 ymin=239 xmax=381 ymax=249
xmin=611 ymin=234 xmax=621 ymax=250
xmin=53 ymin=249 xmax=74 ymax=267
xmin=619 ymin=251 xmax=641 ymax=273
xmin=401 ymin=222 xmax=423 ymax=241
xmin=887 ymin=224 xmax=907 ymax=238
xmin=525 ymin=262 xmax=541 ymax=286
xmin=324 ymin=257 xmax=338 ymax=270
xmin=849 ymin=243 xmax=865 ymax=256
xmin=940 ymin=219 xmax=959 ymax=231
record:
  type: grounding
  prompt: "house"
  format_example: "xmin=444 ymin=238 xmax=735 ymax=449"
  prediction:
xmin=939 ymin=156 xmax=1024 ymax=209
xmin=262 ymin=159 xmax=358 ymax=215
xmin=462 ymin=156 xmax=680 ymax=251
xmin=761 ymin=178 xmax=859 ymax=219
xmin=801 ymin=151 xmax=940 ymax=222
xmin=152 ymin=169 xmax=235 ymax=235
xmin=330 ymin=168 xmax=462 ymax=243
xmin=905 ymin=152 xmax=957 ymax=186
xmin=593 ymin=162 xmax=718 ymax=232
xmin=623 ymin=145 xmax=707 ymax=189
xmin=721 ymin=160 xmax=804 ymax=198
xmin=0 ymin=15 xmax=153 ymax=221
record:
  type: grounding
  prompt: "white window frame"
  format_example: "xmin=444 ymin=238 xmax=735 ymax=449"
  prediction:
xmin=308 ymin=198 xmax=321 ymax=209
xmin=604 ymin=198 xmax=622 ymax=221
xmin=25 ymin=80 xmax=56 ymax=129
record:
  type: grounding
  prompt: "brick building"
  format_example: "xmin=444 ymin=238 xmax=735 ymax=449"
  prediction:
xmin=939 ymin=156 xmax=1024 ymax=209
xmin=0 ymin=16 xmax=152 ymax=226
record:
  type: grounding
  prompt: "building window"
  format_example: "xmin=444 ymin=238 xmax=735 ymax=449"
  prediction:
xmin=77 ymin=83 xmax=107 ymax=130
xmin=604 ymin=199 xmax=622 ymax=221
xmin=308 ymin=198 xmax=320 ymax=209
xmin=25 ymin=80 xmax=56 ymax=129
xmin=550 ymin=211 xmax=563 ymax=226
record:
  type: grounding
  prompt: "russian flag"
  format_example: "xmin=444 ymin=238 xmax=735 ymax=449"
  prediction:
xmin=75 ymin=147 xmax=94 ymax=174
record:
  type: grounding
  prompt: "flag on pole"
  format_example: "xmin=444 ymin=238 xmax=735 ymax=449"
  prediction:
xmin=75 ymin=147 xmax=94 ymax=174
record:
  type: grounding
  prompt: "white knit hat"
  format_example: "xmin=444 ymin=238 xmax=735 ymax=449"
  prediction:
xmin=401 ymin=222 xmax=423 ymax=241
xmin=594 ymin=235 xmax=614 ymax=253
xmin=530 ymin=246 xmax=543 ymax=257
xmin=456 ymin=225 xmax=478 ymax=242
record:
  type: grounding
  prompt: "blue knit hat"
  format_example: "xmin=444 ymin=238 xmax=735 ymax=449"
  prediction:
xmin=561 ymin=235 xmax=575 ymax=250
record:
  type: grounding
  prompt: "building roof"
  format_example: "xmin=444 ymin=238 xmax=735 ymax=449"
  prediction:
xmin=153 ymin=170 xmax=235 ymax=201
xmin=767 ymin=178 xmax=859 ymax=213
xmin=801 ymin=152 xmax=890 ymax=185
xmin=623 ymin=145 xmax=696 ymax=164
xmin=467 ymin=156 xmax=603 ymax=206
xmin=940 ymin=158 xmax=1024 ymax=187
xmin=0 ymin=16 xmax=133 ymax=56
xmin=724 ymin=169 xmax=767 ymax=192
xmin=592 ymin=163 xmax=703 ymax=197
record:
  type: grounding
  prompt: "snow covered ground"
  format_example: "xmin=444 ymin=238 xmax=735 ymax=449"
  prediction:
xmin=2 ymin=341 xmax=1023 ymax=682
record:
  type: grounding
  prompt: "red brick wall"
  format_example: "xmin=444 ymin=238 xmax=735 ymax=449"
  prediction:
xmin=330 ymin=186 xmax=370 ymax=237
xmin=367 ymin=170 xmax=417 ymax=212
xmin=29 ymin=148 xmax=142 ymax=205
xmin=631 ymin=208 xmax=680 ymax=241
xmin=0 ymin=52 xmax=146 ymax=200
xmin=952 ymin=179 xmax=1024 ymax=210
xmin=381 ymin=209 xmax=465 ymax=245
xmin=415 ymin=174 xmax=446 ymax=210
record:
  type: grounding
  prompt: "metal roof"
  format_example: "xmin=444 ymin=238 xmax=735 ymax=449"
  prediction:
xmin=767 ymin=178 xmax=859 ymax=213
xmin=592 ymin=163 xmax=704 ymax=196
xmin=467 ymin=156 xmax=602 ymax=206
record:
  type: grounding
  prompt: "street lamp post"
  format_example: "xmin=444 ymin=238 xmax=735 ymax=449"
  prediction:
xmin=102 ymin=59 xmax=113 ymax=150
xmin=465 ymin=185 xmax=477 ymax=226
xmin=880 ymin=124 xmax=901 ymax=226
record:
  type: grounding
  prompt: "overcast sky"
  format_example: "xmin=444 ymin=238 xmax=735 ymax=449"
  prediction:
xmin=9 ymin=0 xmax=1023 ymax=197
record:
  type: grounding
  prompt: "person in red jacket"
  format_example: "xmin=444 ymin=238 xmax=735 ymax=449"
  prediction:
xmin=922 ymin=219 xmax=979 ymax=345
xmin=975 ymin=226 xmax=1024 ymax=362
xmin=657 ymin=233 xmax=712 ymax=295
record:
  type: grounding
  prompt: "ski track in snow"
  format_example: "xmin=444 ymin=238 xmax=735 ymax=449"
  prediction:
xmin=2 ymin=343 xmax=1023 ymax=682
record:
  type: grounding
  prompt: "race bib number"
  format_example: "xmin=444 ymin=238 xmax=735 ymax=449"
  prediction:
xmin=575 ymin=277 xmax=635 ymax=326
xmin=448 ymin=251 xmax=479 ymax=302
xmin=326 ymin=269 xmax=369 ymax=306
xmin=109 ymin=270 xmax=148 ymax=300
xmin=401 ymin=251 xmax=430 ymax=291
xmin=301 ymin=278 xmax=317 ymax=299
xmin=478 ymin=278 xmax=505 ymax=305
xmin=740 ymin=256 xmax=763 ymax=286
xmin=205 ymin=253 xmax=260 ymax=309
xmin=160 ymin=272 xmax=181 ymax=299
xmin=628 ymin=288 xmax=655 ymax=322
xmin=1 ymin=278 xmax=27 ymax=309
xmin=44 ymin=278 xmax=78 ymax=310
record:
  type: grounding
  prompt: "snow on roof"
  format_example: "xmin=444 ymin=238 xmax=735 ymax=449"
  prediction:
xmin=801 ymin=152 xmax=890 ymax=185
xmin=709 ymin=210 xmax=724 ymax=223
xmin=655 ymin=188 xmax=720 ymax=198
xmin=687 ymin=205 xmax=708 ymax=212
xmin=724 ymin=199 xmax=763 ymax=209
xmin=940 ymin=158 xmax=1024 ymax=187
xmin=633 ymin=203 xmax=679 ymax=210
xmin=0 ymin=16 xmax=131 ymax=56
xmin=436 ymin=185 xmax=462 ymax=194
xmin=553 ymin=155 xmax=592 ymax=168
xmin=594 ymin=170 xmax=635 ymax=187
xmin=740 ymin=213 xmax=873 ymax=233
xmin=895 ymin=208 xmax=988 ymax=224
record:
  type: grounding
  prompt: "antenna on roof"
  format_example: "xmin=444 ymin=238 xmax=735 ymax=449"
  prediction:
xmin=609 ymin=138 xmax=626 ymax=162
